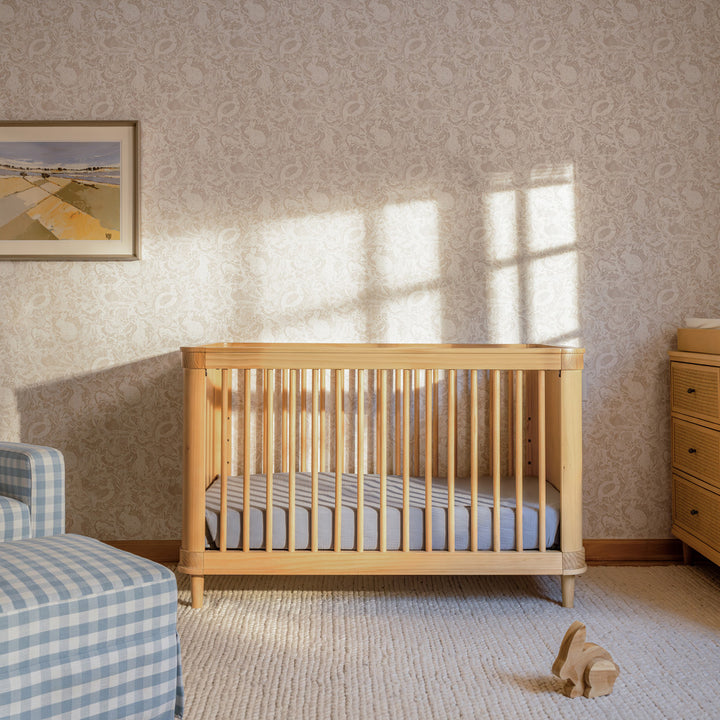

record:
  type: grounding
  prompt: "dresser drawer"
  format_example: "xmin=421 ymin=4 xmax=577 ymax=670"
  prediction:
xmin=672 ymin=418 xmax=720 ymax=489
xmin=671 ymin=362 xmax=720 ymax=421
xmin=674 ymin=476 xmax=720 ymax=550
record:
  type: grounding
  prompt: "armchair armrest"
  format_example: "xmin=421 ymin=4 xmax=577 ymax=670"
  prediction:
xmin=0 ymin=443 xmax=65 ymax=537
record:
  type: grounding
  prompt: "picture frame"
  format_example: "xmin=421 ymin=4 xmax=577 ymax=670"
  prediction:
xmin=0 ymin=121 xmax=139 ymax=260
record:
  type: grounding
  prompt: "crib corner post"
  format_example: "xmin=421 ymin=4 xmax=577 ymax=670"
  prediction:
xmin=557 ymin=359 xmax=586 ymax=605
xmin=181 ymin=352 xmax=208 ymax=609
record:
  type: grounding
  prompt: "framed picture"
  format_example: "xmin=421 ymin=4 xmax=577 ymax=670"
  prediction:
xmin=0 ymin=121 xmax=139 ymax=260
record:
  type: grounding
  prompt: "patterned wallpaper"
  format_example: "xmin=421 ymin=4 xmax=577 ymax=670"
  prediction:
xmin=1 ymin=0 xmax=718 ymax=540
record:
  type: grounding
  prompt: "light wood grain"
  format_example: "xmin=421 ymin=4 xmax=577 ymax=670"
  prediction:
xmin=311 ymin=369 xmax=319 ymax=552
xmin=180 ymin=343 xmax=585 ymax=609
xmin=357 ymin=369 xmax=365 ymax=552
xmin=243 ymin=370 xmax=251 ymax=553
xmin=425 ymin=368 xmax=433 ymax=552
xmin=335 ymin=369 xmax=343 ymax=552
xmin=552 ymin=621 xmax=619 ymax=699
xmin=492 ymin=370 xmax=501 ymax=552
xmin=203 ymin=549 xmax=564 ymax=575
xmin=289 ymin=370 xmax=296 ymax=552
xmin=515 ymin=370 xmax=523 ymax=552
xmin=265 ymin=369 xmax=274 ymax=553
xmin=182 ymin=343 xmax=585 ymax=371
xmin=448 ymin=368 xmax=456 ymax=552
xmin=219 ymin=369 xmax=229 ymax=552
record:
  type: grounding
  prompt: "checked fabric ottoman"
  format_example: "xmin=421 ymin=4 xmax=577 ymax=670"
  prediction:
xmin=0 ymin=534 xmax=183 ymax=720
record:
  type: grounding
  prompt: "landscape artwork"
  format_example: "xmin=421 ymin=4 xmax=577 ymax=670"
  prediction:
xmin=0 ymin=122 xmax=138 ymax=259
xmin=0 ymin=142 xmax=121 ymax=241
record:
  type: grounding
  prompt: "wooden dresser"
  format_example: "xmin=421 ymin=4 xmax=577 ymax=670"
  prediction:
xmin=669 ymin=350 xmax=720 ymax=566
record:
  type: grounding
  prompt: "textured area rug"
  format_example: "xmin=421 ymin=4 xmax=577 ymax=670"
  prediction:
xmin=175 ymin=565 xmax=720 ymax=719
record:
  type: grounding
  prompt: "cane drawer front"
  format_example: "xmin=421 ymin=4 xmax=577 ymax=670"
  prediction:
xmin=671 ymin=362 xmax=720 ymax=421
xmin=672 ymin=418 xmax=720 ymax=489
xmin=674 ymin=476 xmax=720 ymax=550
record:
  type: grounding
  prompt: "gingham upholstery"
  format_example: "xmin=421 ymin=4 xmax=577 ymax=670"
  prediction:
xmin=0 ymin=533 xmax=183 ymax=719
xmin=0 ymin=496 xmax=31 ymax=542
xmin=0 ymin=442 xmax=65 ymax=539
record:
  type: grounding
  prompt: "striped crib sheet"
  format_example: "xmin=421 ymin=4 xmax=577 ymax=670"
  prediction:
xmin=205 ymin=472 xmax=560 ymax=552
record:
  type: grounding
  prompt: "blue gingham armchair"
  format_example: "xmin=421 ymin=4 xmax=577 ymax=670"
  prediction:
xmin=0 ymin=442 xmax=65 ymax=541
xmin=0 ymin=443 xmax=184 ymax=718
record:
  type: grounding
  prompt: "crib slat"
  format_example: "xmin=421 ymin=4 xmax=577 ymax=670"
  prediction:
xmin=335 ymin=369 xmax=343 ymax=552
xmin=311 ymin=369 xmax=319 ymax=552
xmin=289 ymin=369 xmax=297 ymax=552
xmin=357 ymin=369 xmax=365 ymax=552
xmin=403 ymin=369 xmax=411 ymax=552
xmin=432 ymin=370 xmax=439 ymax=478
xmin=243 ymin=369 xmax=251 ymax=553
xmin=376 ymin=370 xmax=381 ymax=475
xmin=205 ymin=372 xmax=217 ymax=484
xmin=215 ymin=370 xmax=224 ymax=482
xmin=538 ymin=371 xmax=547 ymax=552
xmin=266 ymin=370 xmax=274 ymax=553
xmin=282 ymin=369 xmax=289 ymax=473
xmin=320 ymin=370 xmax=326 ymax=473
xmin=515 ymin=370 xmax=524 ymax=552
xmin=219 ymin=369 xmax=230 ymax=552
xmin=301 ymin=370 xmax=307 ymax=473
xmin=379 ymin=369 xmax=388 ymax=552
xmin=507 ymin=371 xmax=514 ymax=475
xmin=414 ymin=370 xmax=420 ymax=477
xmin=448 ymin=369 xmax=456 ymax=552
xmin=492 ymin=370 xmax=501 ymax=552
xmin=470 ymin=369 xmax=478 ymax=552
xmin=425 ymin=369 xmax=433 ymax=552
xmin=395 ymin=370 xmax=402 ymax=474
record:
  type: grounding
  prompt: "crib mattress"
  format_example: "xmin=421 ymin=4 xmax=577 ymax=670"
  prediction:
xmin=205 ymin=472 xmax=560 ymax=552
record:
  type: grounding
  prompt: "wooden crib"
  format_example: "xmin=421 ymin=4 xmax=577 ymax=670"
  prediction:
xmin=179 ymin=343 xmax=585 ymax=609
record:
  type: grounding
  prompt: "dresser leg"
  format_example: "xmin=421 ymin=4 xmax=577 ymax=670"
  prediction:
xmin=682 ymin=542 xmax=694 ymax=565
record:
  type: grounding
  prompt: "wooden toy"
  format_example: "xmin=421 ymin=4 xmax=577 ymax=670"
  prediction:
xmin=552 ymin=621 xmax=620 ymax=698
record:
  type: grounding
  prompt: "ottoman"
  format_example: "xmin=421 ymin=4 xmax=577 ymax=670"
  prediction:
xmin=0 ymin=534 xmax=183 ymax=720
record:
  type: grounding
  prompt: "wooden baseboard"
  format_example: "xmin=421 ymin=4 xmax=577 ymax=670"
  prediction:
xmin=104 ymin=539 xmax=181 ymax=564
xmin=584 ymin=538 xmax=684 ymax=565
xmin=103 ymin=538 xmax=685 ymax=566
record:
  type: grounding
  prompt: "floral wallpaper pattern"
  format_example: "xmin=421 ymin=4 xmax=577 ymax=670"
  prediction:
xmin=1 ymin=0 xmax=718 ymax=540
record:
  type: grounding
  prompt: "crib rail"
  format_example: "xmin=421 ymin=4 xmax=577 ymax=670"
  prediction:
xmin=180 ymin=343 xmax=584 ymax=609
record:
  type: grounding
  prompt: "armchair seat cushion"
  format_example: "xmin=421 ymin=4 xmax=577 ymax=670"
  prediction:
xmin=0 ymin=534 xmax=183 ymax=719
xmin=0 ymin=496 xmax=30 ymax=542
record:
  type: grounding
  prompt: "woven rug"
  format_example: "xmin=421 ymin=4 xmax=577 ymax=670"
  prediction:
xmin=174 ymin=564 xmax=720 ymax=719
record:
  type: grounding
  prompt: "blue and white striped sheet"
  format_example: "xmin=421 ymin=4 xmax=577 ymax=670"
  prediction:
xmin=0 ymin=534 xmax=183 ymax=719
xmin=206 ymin=471 xmax=561 ymax=552
xmin=0 ymin=443 xmax=65 ymax=538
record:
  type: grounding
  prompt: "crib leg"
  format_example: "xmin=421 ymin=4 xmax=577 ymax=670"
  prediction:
xmin=561 ymin=575 xmax=575 ymax=608
xmin=191 ymin=575 xmax=205 ymax=609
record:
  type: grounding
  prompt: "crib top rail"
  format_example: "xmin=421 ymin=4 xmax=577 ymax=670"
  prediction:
xmin=182 ymin=342 xmax=584 ymax=371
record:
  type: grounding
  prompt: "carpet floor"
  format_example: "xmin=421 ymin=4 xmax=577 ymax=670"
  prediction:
xmin=174 ymin=564 xmax=720 ymax=719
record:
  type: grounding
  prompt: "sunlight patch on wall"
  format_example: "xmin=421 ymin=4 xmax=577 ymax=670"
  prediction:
xmin=486 ymin=189 xmax=521 ymax=343
xmin=253 ymin=210 xmax=367 ymax=341
xmin=375 ymin=199 xmax=442 ymax=342
xmin=485 ymin=165 xmax=580 ymax=347
xmin=253 ymin=199 xmax=442 ymax=342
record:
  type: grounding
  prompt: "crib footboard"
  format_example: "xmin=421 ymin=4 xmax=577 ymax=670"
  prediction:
xmin=179 ymin=343 xmax=584 ymax=608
